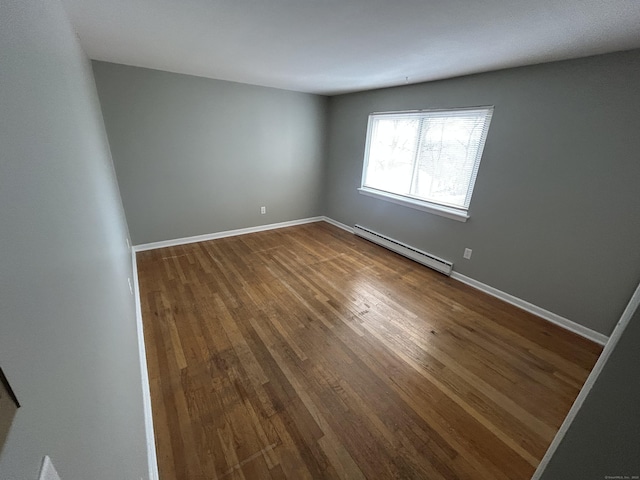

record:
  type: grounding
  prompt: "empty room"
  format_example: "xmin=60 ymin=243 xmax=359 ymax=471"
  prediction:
xmin=2 ymin=0 xmax=640 ymax=479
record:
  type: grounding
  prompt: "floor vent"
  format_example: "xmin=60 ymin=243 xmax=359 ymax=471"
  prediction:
xmin=353 ymin=224 xmax=453 ymax=276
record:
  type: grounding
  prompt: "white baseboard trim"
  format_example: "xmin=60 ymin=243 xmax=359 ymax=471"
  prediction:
xmin=321 ymin=216 xmax=608 ymax=345
xmin=450 ymin=271 xmax=608 ymax=345
xmin=133 ymin=215 xmax=608 ymax=346
xmin=322 ymin=216 xmax=354 ymax=233
xmin=134 ymin=217 xmax=325 ymax=251
xmin=131 ymin=249 xmax=160 ymax=480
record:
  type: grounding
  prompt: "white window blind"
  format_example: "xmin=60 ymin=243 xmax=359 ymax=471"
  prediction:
xmin=361 ymin=107 xmax=493 ymax=217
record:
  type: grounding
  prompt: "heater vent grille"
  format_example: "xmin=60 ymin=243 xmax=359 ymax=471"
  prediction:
xmin=353 ymin=224 xmax=453 ymax=275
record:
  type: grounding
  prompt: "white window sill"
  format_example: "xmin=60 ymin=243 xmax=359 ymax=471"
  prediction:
xmin=357 ymin=187 xmax=469 ymax=222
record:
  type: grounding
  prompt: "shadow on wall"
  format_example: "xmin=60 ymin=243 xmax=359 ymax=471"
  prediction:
xmin=0 ymin=367 xmax=19 ymax=456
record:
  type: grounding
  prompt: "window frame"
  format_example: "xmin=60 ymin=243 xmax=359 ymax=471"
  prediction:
xmin=358 ymin=106 xmax=494 ymax=222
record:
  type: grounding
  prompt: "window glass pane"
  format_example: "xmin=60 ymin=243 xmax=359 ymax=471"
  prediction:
xmin=364 ymin=118 xmax=419 ymax=195
xmin=361 ymin=107 xmax=493 ymax=213
xmin=413 ymin=115 xmax=486 ymax=208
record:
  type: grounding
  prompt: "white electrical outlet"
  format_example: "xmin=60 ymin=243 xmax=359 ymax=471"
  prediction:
xmin=126 ymin=238 xmax=131 ymax=250
xmin=128 ymin=277 xmax=134 ymax=295
xmin=463 ymin=248 xmax=472 ymax=259
xmin=260 ymin=206 xmax=266 ymax=214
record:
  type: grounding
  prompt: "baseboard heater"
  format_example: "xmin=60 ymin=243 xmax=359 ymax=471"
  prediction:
xmin=353 ymin=224 xmax=453 ymax=276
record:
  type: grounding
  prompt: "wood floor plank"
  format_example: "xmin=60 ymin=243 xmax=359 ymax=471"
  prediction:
xmin=137 ymin=221 xmax=601 ymax=479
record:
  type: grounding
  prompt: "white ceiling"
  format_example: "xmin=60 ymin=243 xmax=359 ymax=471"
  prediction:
xmin=61 ymin=0 xmax=640 ymax=96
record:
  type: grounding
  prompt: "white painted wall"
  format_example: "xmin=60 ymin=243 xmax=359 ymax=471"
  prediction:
xmin=0 ymin=0 xmax=149 ymax=478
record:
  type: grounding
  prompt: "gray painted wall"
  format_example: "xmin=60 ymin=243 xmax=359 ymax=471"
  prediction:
xmin=540 ymin=302 xmax=640 ymax=479
xmin=324 ymin=50 xmax=640 ymax=336
xmin=92 ymin=61 xmax=328 ymax=245
xmin=0 ymin=1 xmax=148 ymax=479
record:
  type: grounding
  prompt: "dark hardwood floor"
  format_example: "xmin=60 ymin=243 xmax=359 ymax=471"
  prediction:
xmin=137 ymin=221 xmax=601 ymax=479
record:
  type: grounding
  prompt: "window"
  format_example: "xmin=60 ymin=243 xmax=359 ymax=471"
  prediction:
xmin=359 ymin=107 xmax=493 ymax=221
